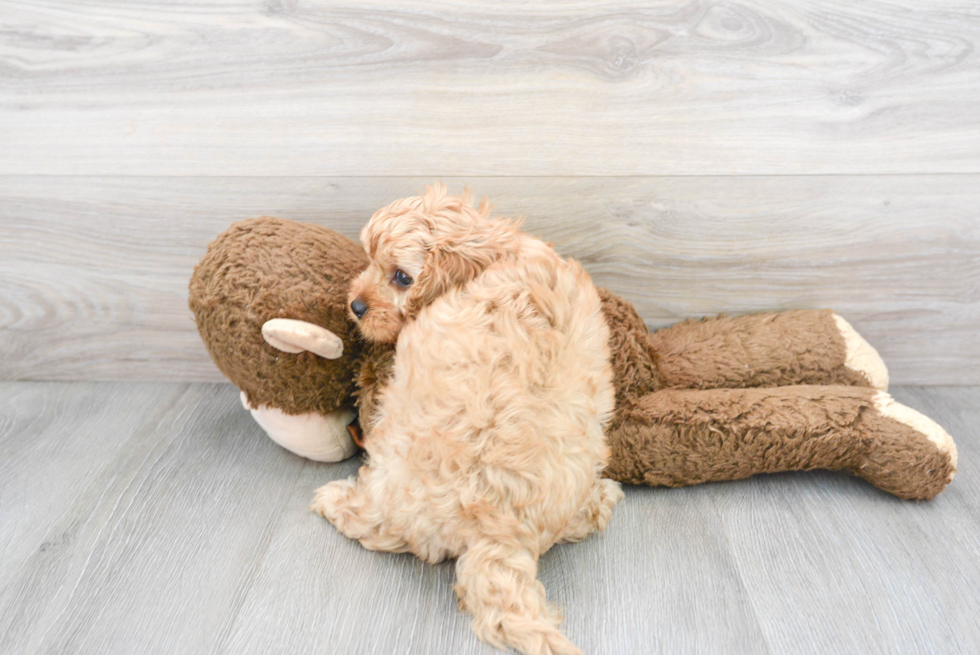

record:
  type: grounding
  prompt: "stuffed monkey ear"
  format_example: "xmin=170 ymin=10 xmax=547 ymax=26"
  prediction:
xmin=261 ymin=319 xmax=344 ymax=359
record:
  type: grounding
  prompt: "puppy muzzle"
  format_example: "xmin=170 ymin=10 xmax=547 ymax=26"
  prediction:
xmin=350 ymin=297 xmax=368 ymax=319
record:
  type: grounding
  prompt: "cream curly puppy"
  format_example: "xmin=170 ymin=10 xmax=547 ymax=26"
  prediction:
xmin=310 ymin=185 xmax=623 ymax=655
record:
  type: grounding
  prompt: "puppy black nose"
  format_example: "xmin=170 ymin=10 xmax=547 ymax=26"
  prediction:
xmin=350 ymin=297 xmax=368 ymax=319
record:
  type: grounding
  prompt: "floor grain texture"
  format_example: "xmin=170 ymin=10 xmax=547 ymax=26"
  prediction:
xmin=1 ymin=381 xmax=976 ymax=654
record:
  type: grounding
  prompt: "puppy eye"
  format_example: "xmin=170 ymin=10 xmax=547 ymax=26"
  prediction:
xmin=393 ymin=269 xmax=413 ymax=287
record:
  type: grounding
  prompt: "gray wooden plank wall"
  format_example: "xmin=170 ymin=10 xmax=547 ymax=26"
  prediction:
xmin=3 ymin=0 xmax=979 ymax=176
xmin=2 ymin=1 xmax=979 ymax=384
xmin=2 ymin=176 xmax=978 ymax=383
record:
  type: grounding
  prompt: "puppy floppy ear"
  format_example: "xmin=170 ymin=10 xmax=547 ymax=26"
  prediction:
xmin=405 ymin=238 xmax=506 ymax=318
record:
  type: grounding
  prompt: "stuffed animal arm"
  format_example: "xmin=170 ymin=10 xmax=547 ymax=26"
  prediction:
xmin=646 ymin=309 xmax=889 ymax=391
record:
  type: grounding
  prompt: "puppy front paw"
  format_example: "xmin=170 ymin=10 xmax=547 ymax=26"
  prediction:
xmin=309 ymin=478 xmax=357 ymax=526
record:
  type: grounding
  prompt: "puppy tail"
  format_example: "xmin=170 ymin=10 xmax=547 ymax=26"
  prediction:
xmin=454 ymin=539 xmax=583 ymax=655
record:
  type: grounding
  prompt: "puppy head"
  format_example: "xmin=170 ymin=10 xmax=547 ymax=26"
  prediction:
xmin=348 ymin=183 xmax=520 ymax=343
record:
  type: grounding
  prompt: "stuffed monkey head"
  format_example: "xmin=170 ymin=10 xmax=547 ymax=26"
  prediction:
xmin=189 ymin=217 xmax=373 ymax=461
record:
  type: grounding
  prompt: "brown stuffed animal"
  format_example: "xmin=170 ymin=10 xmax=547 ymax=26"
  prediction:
xmin=189 ymin=217 xmax=957 ymax=500
xmin=190 ymin=218 xmax=381 ymax=461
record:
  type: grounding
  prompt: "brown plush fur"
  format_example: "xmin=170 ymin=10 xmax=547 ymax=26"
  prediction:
xmin=598 ymin=290 xmax=870 ymax=395
xmin=649 ymin=308 xmax=872 ymax=389
xmin=189 ymin=217 xmax=368 ymax=416
xmin=604 ymin=386 xmax=954 ymax=500
xmin=189 ymin=216 xmax=957 ymax=502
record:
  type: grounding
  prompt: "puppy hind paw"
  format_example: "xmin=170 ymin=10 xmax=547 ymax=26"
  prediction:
xmin=560 ymin=478 xmax=624 ymax=543
xmin=592 ymin=478 xmax=625 ymax=532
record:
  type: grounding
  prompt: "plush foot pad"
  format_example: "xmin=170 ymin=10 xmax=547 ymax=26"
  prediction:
xmin=833 ymin=315 xmax=889 ymax=390
xmin=242 ymin=391 xmax=356 ymax=462
xmin=874 ymin=391 xmax=958 ymax=481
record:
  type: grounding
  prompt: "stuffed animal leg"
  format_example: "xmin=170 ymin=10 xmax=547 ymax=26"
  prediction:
xmin=604 ymin=385 xmax=957 ymax=500
xmin=600 ymin=289 xmax=956 ymax=499
xmin=648 ymin=309 xmax=889 ymax=391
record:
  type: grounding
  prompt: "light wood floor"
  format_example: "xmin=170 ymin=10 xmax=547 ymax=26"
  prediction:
xmin=1 ymin=381 xmax=977 ymax=654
